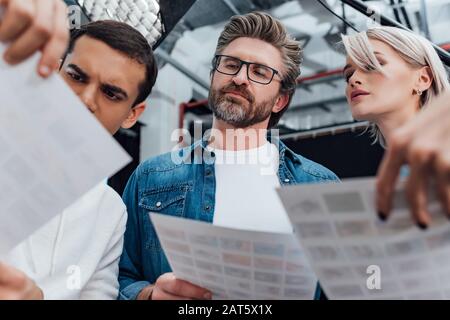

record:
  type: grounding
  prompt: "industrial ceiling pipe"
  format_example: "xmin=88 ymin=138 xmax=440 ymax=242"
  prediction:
xmin=340 ymin=0 xmax=450 ymax=66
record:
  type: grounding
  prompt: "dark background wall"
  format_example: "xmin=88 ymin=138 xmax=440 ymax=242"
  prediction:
xmin=107 ymin=124 xmax=143 ymax=196
xmin=283 ymin=129 xmax=385 ymax=179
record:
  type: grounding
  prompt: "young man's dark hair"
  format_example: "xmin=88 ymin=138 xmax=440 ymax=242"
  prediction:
xmin=61 ymin=20 xmax=158 ymax=106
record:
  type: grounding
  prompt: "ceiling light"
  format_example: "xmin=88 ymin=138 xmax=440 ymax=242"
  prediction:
xmin=76 ymin=0 xmax=164 ymax=46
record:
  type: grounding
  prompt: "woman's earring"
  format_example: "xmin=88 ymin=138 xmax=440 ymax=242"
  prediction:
xmin=416 ymin=89 xmax=423 ymax=96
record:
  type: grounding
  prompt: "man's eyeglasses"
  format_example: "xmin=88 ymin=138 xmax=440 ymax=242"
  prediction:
xmin=213 ymin=55 xmax=280 ymax=85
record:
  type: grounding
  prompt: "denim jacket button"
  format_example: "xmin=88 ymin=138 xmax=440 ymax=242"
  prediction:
xmin=284 ymin=179 xmax=290 ymax=183
xmin=205 ymin=205 xmax=211 ymax=211
xmin=156 ymin=201 xmax=162 ymax=208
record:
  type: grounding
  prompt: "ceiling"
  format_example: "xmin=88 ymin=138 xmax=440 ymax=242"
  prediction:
xmin=166 ymin=0 xmax=450 ymax=136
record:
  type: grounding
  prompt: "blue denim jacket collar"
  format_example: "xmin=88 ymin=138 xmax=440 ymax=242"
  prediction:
xmin=180 ymin=131 xmax=302 ymax=168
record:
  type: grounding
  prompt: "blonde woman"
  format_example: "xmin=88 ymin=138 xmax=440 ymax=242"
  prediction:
xmin=341 ymin=26 xmax=450 ymax=226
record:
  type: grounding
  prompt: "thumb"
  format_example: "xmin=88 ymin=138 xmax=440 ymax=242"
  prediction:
xmin=0 ymin=261 xmax=26 ymax=286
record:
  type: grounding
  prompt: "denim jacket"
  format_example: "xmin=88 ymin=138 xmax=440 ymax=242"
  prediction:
xmin=118 ymin=136 xmax=339 ymax=300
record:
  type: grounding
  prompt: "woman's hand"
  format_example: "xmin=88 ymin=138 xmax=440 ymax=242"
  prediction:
xmin=377 ymin=91 xmax=450 ymax=227
xmin=0 ymin=262 xmax=43 ymax=300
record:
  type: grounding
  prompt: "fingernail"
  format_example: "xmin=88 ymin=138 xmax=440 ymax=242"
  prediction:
xmin=378 ymin=211 xmax=387 ymax=221
xmin=417 ymin=222 xmax=428 ymax=230
xmin=3 ymin=53 xmax=11 ymax=64
xmin=39 ymin=65 xmax=51 ymax=77
xmin=203 ymin=292 xmax=212 ymax=300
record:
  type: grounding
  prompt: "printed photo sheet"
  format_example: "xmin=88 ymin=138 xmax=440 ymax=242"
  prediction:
xmin=277 ymin=177 xmax=450 ymax=300
xmin=150 ymin=213 xmax=318 ymax=300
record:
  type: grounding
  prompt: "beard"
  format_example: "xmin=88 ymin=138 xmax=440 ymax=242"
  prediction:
xmin=208 ymin=83 xmax=276 ymax=128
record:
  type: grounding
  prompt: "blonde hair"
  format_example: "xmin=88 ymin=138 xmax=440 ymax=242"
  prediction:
xmin=214 ymin=12 xmax=302 ymax=128
xmin=341 ymin=26 xmax=450 ymax=147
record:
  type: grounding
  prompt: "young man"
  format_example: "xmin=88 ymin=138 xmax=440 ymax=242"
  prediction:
xmin=1 ymin=20 xmax=158 ymax=299
xmin=118 ymin=12 xmax=339 ymax=300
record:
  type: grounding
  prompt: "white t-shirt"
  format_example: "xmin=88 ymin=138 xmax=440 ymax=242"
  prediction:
xmin=4 ymin=183 xmax=127 ymax=300
xmin=210 ymin=142 xmax=293 ymax=234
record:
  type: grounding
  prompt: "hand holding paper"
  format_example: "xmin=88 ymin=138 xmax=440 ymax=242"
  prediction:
xmin=277 ymin=177 xmax=450 ymax=300
xmin=0 ymin=0 xmax=69 ymax=77
xmin=150 ymin=213 xmax=318 ymax=300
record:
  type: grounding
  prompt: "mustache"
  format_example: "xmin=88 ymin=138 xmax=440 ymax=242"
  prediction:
xmin=220 ymin=84 xmax=254 ymax=103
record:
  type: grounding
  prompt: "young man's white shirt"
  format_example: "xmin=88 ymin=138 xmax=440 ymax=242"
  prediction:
xmin=4 ymin=183 xmax=127 ymax=299
xmin=210 ymin=141 xmax=293 ymax=234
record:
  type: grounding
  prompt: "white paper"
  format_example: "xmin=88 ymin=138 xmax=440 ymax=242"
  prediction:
xmin=277 ymin=177 xmax=450 ymax=300
xmin=150 ymin=213 xmax=318 ymax=300
xmin=0 ymin=44 xmax=131 ymax=255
